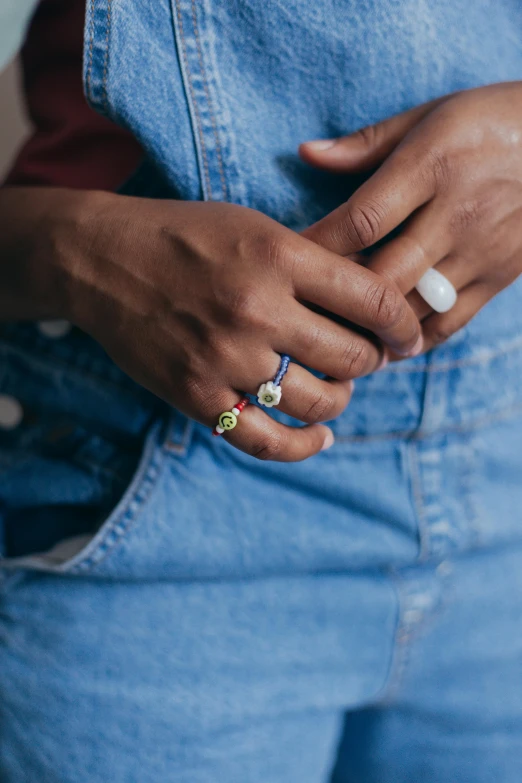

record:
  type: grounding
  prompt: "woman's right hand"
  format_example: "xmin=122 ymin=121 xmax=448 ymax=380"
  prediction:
xmin=17 ymin=189 xmax=422 ymax=461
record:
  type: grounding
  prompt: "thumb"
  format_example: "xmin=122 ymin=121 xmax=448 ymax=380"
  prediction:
xmin=299 ymin=97 xmax=444 ymax=173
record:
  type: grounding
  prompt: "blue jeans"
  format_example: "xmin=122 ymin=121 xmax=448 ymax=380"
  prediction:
xmin=3 ymin=0 xmax=522 ymax=780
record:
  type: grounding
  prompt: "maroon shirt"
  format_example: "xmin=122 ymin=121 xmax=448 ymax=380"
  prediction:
xmin=5 ymin=0 xmax=142 ymax=190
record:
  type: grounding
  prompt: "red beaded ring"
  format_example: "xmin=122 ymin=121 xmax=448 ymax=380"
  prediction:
xmin=212 ymin=396 xmax=250 ymax=436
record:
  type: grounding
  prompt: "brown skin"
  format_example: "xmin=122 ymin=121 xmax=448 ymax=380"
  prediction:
xmin=0 ymin=187 xmax=421 ymax=461
xmin=6 ymin=82 xmax=519 ymax=460
xmin=301 ymin=82 xmax=522 ymax=359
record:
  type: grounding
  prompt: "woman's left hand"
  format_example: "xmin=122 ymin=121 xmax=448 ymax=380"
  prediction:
xmin=300 ymin=82 xmax=522 ymax=355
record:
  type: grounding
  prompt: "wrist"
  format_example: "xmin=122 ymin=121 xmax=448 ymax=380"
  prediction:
xmin=0 ymin=186 xmax=110 ymax=323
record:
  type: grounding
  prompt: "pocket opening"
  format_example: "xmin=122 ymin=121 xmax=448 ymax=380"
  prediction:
xmin=0 ymin=419 xmax=165 ymax=575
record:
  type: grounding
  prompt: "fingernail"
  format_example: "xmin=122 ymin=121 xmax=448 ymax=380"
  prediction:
xmin=377 ymin=351 xmax=389 ymax=371
xmin=409 ymin=334 xmax=424 ymax=357
xmin=321 ymin=429 xmax=335 ymax=451
xmin=304 ymin=139 xmax=336 ymax=151
xmin=396 ymin=334 xmax=424 ymax=358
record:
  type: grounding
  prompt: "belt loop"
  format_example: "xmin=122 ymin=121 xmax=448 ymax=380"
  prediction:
xmin=163 ymin=408 xmax=193 ymax=455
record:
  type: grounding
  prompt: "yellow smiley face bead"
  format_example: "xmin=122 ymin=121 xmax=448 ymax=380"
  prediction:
xmin=213 ymin=397 xmax=249 ymax=437
xmin=218 ymin=411 xmax=237 ymax=431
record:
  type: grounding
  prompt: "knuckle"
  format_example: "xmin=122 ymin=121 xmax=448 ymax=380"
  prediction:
xmin=344 ymin=200 xmax=384 ymax=249
xmin=365 ymin=280 xmax=405 ymax=332
xmin=181 ymin=373 xmax=213 ymax=407
xmin=449 ymin=200 xmax=481 ymax=235
xmin=425 ymin=148 xmax=452 ymax=192
xmin=302 ymin=390 xmax=336 ymax=424
xmin=250 ymin=231 xmax=291 ymax=276
xmin=205 ymin=331 xmax=237 ymax=368
xmin=266 ymin=234 xmax=290 ymax=270
xmin=178 ymin=373 xmax=220 ymax=421
xmin=338 ymin=340 xmax=369 ymax=379
xmin=353 ymin=123 xmax=382 ymax=151
xmin=250 ymin=430 xmax=285 ymax=461
xmin=226 ymin=286 xmax=268 ymax=331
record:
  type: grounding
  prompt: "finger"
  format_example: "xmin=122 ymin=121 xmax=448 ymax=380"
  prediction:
xmin=365 ymin=203 xmax=455 ymax=293
xmin=292 ymin=252 xmax=422 ymax=357
xmin=406 ymin=254 xmax=475 ymax=321
xmin=217 ymin=397 xmax=335 ymax=462
xmin=240 ymin=359 xmax=354 ymax=425
xmin=182 ymin=372 xmax=335 ymax=461
xmin=385 ymin=255 xmax=476 ymax=361
xmin=281 ymin=303 xmax=390 ymax=378
xmin=299 ymin=97 xmax=446 ymax=173
xmin=303 ymin=136 xmax=442 ymax=256
xmin=276 ymin=369 xmax=354 ymax=424
xmin=420 ymin=281 xmax=492 ymax=353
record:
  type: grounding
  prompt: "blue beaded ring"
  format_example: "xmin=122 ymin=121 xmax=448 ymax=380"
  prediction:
xmin=257 ymin=354 xmax=291 ymax=407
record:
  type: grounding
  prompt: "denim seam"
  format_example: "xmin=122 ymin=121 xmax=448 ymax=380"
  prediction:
xmin=334 ymin=400 xmax=522 ymax=443
xmin=83 ymin=0 xmax=111 ymax=115
xmin=101 ymin=0 xmax=113 ymax=115
xmin=67 ymin=461 xmax=159 ymax=573
xmin=0 ymin=416 xmax=193 ymax=576
xmin=85 ymin=0 xmax=96 ymax=103
xmin=66 ymin=421 xmax=167 ymax=574
xmin=0 ymin=436 xmax=160 ymax=573
xmin=190 ymin=0 xmax=228 ymax=200
xmin=461 ymin=434 xmax=482 ymax=550
xmin=342 ymin=569 xmax=404 ymax=711
xmin=173 ymin=0 xmax=213 ymax=198
xmin=371 ymin=571 xmax=413 ymax=707
xmin=376 ymin=567 xmax=455 ymax=706
xmin=463 ymin=432 xmax=489 ymax=548
xmin=407 ymin=442 xmax=430 ymax=561
xmin=67 ymin=417 xmax=191 ymax=573
xmin=385 ymin=335 xmax=522 ymax=373
xmin=194 ymin=0 xmax=247 ymax=206
xmin=4 ymin=339 xmax=522 ymax=443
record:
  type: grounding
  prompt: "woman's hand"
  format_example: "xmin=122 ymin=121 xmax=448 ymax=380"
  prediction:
xmin=300 ymin=82 xmax=522 ymax=354
xmin=2 ymin=188 xmax=421 ymax=460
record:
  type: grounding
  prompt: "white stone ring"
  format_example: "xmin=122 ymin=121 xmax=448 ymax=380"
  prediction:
xmin=415 ymin=268 xmax=457 ymax=314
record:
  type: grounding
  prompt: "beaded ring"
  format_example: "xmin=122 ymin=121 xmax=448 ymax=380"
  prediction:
xmin=212 ymin=396 xmax=250 ymax=436
xmin=257 ymin=354 xmax=291 ymax=408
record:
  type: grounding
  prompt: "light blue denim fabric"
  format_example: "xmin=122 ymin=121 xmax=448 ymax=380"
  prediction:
xmin=2 ymin=1 xmax=522 ymax=781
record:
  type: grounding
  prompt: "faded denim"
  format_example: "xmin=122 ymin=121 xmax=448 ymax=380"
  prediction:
xmin=1 ymin=1 xmax=522 ymax=780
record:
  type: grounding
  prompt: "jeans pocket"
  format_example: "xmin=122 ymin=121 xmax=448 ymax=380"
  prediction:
xmin=0 ymin=331 xmax=191 ymax=577
xmin=0 ymin=404 xmax=168 ymax=577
